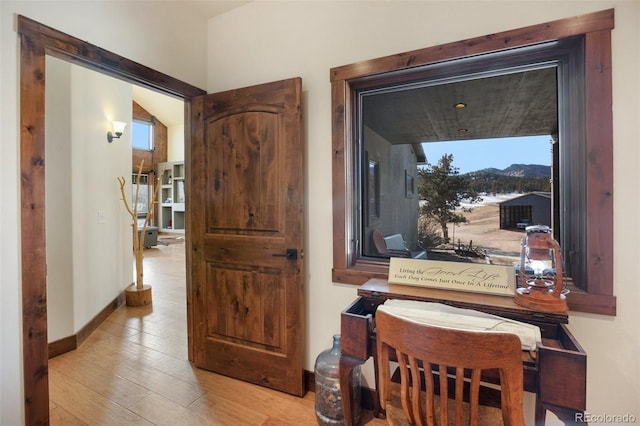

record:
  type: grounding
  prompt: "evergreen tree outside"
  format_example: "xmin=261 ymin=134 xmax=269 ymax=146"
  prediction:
xmin=418 ymin=154 xmax=481 ymax=243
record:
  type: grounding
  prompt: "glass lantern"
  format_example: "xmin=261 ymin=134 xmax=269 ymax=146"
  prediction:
xmin=515 ymin=225 xmax=568 ymax=313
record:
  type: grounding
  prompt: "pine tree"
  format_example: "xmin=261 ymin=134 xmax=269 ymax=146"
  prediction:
xmin=418 ymin=154 xmax=480 ymax=243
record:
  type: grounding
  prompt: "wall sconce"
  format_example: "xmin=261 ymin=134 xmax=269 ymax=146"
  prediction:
xmin=107 ymin=121 xmax=127 ymax=143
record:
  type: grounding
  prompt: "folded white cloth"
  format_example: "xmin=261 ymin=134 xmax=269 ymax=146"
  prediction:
xmin=378 ymin=299 xmax=541 ymax=351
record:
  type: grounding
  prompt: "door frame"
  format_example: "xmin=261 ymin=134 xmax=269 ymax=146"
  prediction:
xmin=17 ymin=15 xmax=205 ymax=425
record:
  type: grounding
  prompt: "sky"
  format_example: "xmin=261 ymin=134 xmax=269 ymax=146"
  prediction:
xmin=421 ymin=135 xmax=552 ymax=174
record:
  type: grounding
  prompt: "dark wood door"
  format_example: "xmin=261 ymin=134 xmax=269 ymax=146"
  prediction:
xmin=188 ymin=78 xmax=304 ymax=396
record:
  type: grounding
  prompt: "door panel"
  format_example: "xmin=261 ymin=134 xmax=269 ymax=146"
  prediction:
xmin=207 ymin=110 xmax=280 ymax=232
xmin=188 ymin=78 xmax=304 ymax=396
xmin=206 ymin=266 xmax=282 ymax=347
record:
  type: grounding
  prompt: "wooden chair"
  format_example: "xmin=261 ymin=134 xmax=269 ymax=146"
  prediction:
xmin=375 ymin=308 xmax=525 ymax=426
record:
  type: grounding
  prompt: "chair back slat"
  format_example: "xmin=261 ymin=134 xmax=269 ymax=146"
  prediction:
xmin=468 ymin=369 xmax=482 ymax=425
xmin=424 ymin=362 xmax=435 ymax=426
xmin=438 ymin=365 xmax=449 ymax=426
xmin=409 ymin=356 xmax=423 ymax=425
xmin=454 ymin=367 xmax=465 ymax=426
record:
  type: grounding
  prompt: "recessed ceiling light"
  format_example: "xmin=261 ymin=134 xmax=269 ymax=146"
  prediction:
xmin=453 ymin=103 xmax=467 ymax=109
xmin=457 ymin=128 xmax=468 ymax=133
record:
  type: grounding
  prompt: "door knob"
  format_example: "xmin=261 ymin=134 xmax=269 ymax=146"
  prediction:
xmin=272 ymin=248 xmax=298 ymax=260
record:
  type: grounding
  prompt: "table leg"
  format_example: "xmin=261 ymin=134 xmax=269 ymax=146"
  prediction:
xmin=371 ymin=344 xmax=383 ymax=419
xmin=535 ymin=397 xmax=547 ymax=425
xmin=339 ymin=354 xmax=363 ymax=426
xmin=536 ymin=400 xmax=586 ymax=425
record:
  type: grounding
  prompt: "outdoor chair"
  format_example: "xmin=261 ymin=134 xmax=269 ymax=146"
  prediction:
xmin=372 ymin=229 xmax=427 ymax=259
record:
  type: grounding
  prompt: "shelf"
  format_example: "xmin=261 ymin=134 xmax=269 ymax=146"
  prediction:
xmin=157 ymin=161 xmax=186 ymax=232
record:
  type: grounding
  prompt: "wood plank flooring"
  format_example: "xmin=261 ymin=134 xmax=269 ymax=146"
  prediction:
xmin=48 ymin=240 xmax=385 ymax=425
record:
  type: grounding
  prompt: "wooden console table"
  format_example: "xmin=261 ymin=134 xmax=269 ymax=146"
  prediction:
xmin=340 ymin=279 xmax=586 ymax=425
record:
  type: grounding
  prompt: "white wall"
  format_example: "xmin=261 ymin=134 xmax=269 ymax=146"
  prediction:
xmin=0 ymin=2 xmax=208 ymax=425
xmin=45 ymin=56 xmax=133 ymax=342
xmin=45 ymin=56 xmax=75 ymax=341
xmin=168 ymin=124 xmax=185 ymax=162
xmin=206 ymin=1 xmax=640 ymax=424
xmin=71 ymin=62 xmax=133 ymax=334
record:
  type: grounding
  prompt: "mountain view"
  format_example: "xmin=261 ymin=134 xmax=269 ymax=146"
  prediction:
xmin=464 ymin=164 xmax=551 ymax=194
xmin=470 ymin=163 xmax=551 ymax=178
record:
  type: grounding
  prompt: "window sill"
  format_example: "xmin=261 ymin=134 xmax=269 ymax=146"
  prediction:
xmin=564 ymin=281 xmax=616 ymax=316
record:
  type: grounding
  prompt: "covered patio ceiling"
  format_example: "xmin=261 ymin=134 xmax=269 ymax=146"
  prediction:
xmin=362 ymin=67 xmax=558 ymax=154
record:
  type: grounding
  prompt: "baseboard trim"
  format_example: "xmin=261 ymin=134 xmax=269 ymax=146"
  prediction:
xmin=48 ymin=335 xmax=77 ymax=359
xmin=48 ymin=292 xmax=125 ymax=359
xmin=304 ymin=369 xmax=315 ymax=394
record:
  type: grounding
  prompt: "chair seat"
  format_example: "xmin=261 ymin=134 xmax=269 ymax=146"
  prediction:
xmin=386 ymin=383 xmax=505 ymax=426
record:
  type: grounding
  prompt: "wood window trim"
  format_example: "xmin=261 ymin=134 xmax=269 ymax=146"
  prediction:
xmin=18 ymin=15 xmax=205 ymax=426
xmin=331 ymin=9 xmax=616 ymax=316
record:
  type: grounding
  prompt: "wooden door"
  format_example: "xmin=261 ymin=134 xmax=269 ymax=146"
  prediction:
xmin=188 ymin=78 xmax=304 ymax=396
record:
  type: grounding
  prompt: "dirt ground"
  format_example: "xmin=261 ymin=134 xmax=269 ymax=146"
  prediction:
xmin=436 ymin=202 xmax=525 ymax=267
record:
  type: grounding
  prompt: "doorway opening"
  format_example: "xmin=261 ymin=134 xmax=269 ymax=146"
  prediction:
xmin=18 ymin=15 xmax=204 ymax=425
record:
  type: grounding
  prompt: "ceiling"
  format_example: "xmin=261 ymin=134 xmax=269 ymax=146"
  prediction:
xmin=132 ymin=85 xmax=185 ymax=127
xmin=362 ymin=67 xmax=558 ymax=146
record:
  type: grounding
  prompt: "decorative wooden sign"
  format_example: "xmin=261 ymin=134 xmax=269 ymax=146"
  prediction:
xmin=388 ymin=258 xmax=516 ymax=296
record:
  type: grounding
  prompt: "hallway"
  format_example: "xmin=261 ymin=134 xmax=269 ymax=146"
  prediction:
xmin=48 ymin=242 xmax=321 ymax=425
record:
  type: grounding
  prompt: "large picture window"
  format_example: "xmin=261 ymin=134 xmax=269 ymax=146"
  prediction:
xmin=331 ymin=9 xmax=615 ymax=315
xmin=358 ymin=60 xmax=559 ymax=267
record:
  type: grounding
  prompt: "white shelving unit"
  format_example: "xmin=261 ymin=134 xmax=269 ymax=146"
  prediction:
xmin=157 ymin=161 xmax=185 ymax=232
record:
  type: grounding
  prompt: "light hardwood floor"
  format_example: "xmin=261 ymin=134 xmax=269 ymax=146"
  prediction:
xmin=48 ymin=239 xmax=385 ymax=426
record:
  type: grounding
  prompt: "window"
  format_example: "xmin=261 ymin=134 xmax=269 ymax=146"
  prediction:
xmin=131 ymin=173 xmax=150 ymax=217
xmin=331 ymin=9 xmax=615 ymax=315
xmin=358 ymin=63 xmax=558 ymax=264
xmin=132 ymin=119 xmax=154 ymax=150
